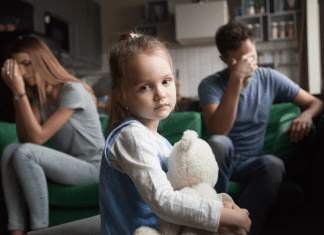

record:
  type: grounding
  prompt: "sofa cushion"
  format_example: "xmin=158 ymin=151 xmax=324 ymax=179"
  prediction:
xmin=0 ymin=121 xmax=19 ymax=155
xmin=48 ymin=181 xmax=99 ymax=207
xmin=99 ymin=114 xmax=109 ymax=138
xmin=227 ymin=181 xmax=244 ymax=202
xmin=158 ymin=112 xmax=203 ymax=145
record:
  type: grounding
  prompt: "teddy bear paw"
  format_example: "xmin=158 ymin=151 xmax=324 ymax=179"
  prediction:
xmin=133 ymin=226 xmax=160 ymax=235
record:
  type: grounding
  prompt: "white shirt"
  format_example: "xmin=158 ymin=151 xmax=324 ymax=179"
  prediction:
xmin=108 ymin=122 xmax=223 ymax=232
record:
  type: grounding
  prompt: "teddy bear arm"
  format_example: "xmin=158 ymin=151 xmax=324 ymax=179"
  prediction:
xmin=179 ymin=187 xmax=201 ymax=197
xmin=192 ymin=183 xmax=220 ymax=201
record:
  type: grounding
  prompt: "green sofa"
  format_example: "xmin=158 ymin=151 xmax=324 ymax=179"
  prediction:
xmin=0 ymin=102 xmax=315 ymax=234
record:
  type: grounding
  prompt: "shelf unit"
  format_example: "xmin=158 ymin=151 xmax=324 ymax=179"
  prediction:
xmin=236 ymin=14 xmax=265 ymax=41
xmin=235 ymin=0 xmax=301 ymax=42
xmin=267 ymin=11 xmax=300 ymax=41
xmin=133 ymin=0 xmax=171 ymax=37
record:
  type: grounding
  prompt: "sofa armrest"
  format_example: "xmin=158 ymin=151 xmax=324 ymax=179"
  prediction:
xmin=262 ymin=102 xmax=316 ymax=165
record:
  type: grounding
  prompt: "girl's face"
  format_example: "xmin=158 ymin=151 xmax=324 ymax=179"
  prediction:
xmin=11 ymin=52 xmax=36 ymax=87
xmin=121 ymin=50 xmax=176 ymax=129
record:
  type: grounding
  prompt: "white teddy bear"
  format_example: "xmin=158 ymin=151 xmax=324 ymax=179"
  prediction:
xmin=134 ymin=130 xmax=234 ymax=235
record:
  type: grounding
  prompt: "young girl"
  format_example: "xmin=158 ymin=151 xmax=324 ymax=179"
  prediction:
xmin=1 ymin=36 xmax=105 ymax=235
xmin=99 ymin=33 xmax=251 ymax=235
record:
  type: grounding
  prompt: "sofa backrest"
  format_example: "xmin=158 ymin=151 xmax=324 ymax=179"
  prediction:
xmin=1 ymin=103 xmax=316 ymax=166
xmin=158 ymin=112 xmax=203 ymax=146
xmin=0 ymin=121 xmax=19 ymax=155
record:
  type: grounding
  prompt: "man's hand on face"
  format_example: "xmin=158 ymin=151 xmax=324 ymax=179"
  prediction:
xmin=229 ymin=52 xmax=258 ymax=82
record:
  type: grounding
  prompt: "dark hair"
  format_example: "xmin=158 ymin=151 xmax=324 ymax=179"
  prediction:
xmin=215 ymin=20 xmax=252 ymax=57
xmin=108 ymin=32 xmax=173 ymax=133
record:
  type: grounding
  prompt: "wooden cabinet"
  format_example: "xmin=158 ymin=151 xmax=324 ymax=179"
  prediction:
xmin=175 ymin=0 xmax=228 ymax=46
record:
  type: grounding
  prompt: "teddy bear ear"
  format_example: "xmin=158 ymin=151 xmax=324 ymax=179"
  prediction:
xmin=181 ymin=130 xmax=198 ymax=150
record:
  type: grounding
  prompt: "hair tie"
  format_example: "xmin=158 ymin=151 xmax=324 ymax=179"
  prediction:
xmin=130 ymin=33 xmax=139 ymax=38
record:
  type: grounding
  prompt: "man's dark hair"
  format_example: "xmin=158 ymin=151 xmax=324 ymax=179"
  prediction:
xmin=215 ymin=20 xmax=252 ymax=57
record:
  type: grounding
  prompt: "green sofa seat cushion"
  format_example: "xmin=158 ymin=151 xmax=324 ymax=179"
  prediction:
xmin=227 ymin=181 xmax=245 ymax=202
xmin=48 ymin=181 xmax=99 ymax=207
xmin=158 ymin=112 xmax=203 ymax=145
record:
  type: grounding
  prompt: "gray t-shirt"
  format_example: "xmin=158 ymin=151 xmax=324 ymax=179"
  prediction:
xmin=38 ymin=82 xmax=105 ymax=168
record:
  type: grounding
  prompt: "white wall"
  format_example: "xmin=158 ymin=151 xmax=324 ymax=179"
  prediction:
xmin=306 ymin=0 xmax=322 ymax=94
xmin=169 ymin=46 xmax=225 ymax=98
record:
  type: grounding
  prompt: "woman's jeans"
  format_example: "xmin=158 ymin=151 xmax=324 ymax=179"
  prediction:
xmin=207 ymin=135 xmax=285 ymax=235
xmin=1 ymin=143 xmax=100 ymax=231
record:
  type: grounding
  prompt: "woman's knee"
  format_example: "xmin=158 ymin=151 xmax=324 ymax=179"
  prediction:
xmin=1 ymin=143 xmax=21 ymax=167
xmin=12 ymin=143 xmax=37 ymax=167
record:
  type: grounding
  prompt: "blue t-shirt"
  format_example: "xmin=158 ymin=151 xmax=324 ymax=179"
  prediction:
xmin=198 ymin=67 xmax=299 ymax=156
xmin=99 ymin=119 xmax=172 ymax=235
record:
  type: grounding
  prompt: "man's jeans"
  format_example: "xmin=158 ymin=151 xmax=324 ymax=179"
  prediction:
xmin=208 ymin=135 xmax=285 ymax=235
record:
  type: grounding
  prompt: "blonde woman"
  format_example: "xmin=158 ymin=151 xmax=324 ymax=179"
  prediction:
xmin=1 ymin=36 xmax=105 ymax=235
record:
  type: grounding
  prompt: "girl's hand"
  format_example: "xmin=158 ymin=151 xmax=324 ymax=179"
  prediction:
xmin=218 ymin=207 xmax=251 ymax=235
xmin=284 ymin=113 xmax=313 ymax=143
xmin=223 ymin=201 xmax=248 ymax=213
xmin=1 ymin=59 xmax=26 ymax=95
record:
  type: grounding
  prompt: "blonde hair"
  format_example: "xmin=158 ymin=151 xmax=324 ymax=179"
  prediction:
xmin=108 ymin=32 xmax=173 ymax=134
xmin=8 ymin=36 xmax=96 ymax=110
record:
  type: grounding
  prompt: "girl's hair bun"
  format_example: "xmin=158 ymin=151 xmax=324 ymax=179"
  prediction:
xmin=116 ymin=32 xmax=141 ymax=43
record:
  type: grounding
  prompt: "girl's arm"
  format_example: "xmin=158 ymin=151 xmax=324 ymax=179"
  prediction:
xmin=114 ymin=125 xmax=250 ymax=233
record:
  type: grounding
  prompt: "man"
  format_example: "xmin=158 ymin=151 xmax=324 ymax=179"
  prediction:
xmin=198 ymin=21 xmax=323 ymax=235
